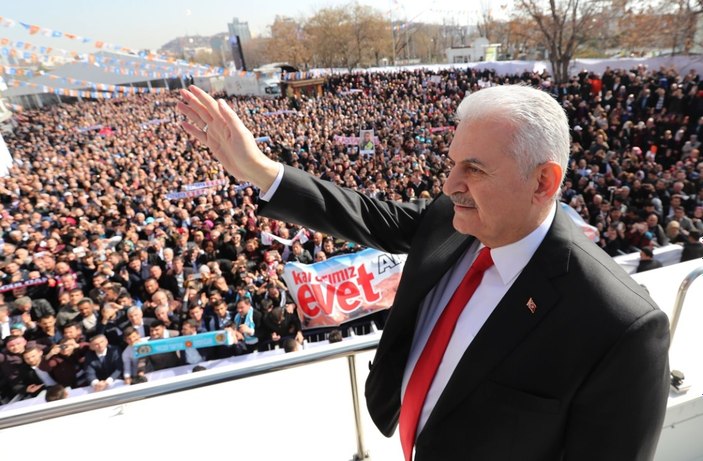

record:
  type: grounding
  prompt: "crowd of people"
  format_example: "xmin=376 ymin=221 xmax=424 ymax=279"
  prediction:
xmin=0 ymin=63 xmax=702 ymax=404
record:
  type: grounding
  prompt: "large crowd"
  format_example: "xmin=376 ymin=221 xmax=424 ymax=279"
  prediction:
xmin=0 ymin=63 xmax=702 ymax=404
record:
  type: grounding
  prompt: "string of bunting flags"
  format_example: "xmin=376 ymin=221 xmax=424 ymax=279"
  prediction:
xmin=4 ymin=77 xmax=167 ymax=99
xmin=282 ymin=71 xmax=322 ymax=81
xmin=0 ymin=48 xmax=210 ymax=81
xmin=0 ymin=37 xmax=216 ymax=79
xmin=0 ymin=16 xmax=227 ymax=76
xmin=4 ymin=71 xmax=172 ymax=94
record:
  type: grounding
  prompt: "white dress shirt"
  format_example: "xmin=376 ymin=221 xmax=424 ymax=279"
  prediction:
xmin=402 ymin=202 xmax=556 ymax=437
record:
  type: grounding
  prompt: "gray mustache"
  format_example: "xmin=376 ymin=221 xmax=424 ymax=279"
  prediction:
xmin=450 ymin=194 xmax=476 ymax=207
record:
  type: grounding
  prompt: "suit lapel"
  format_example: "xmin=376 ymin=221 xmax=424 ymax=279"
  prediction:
xmin=376 ymin=197 xmax=474 ymax=361
xmin=421 ymin=206 xmax=574 ymax=433
xmin=367 ymin=198 xmax=474 ymax=435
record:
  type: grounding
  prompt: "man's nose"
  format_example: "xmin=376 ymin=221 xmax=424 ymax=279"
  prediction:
xmin=443 ymin=169 xmax=460 ymax=196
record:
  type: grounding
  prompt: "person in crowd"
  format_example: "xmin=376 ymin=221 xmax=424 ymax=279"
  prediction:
xmin=186 ymin=303 xmax=215 ymax=333
xmin=680 ymin=230 xmax=703 ymax=262
xmin=233 ymin=298 xmax=261 ymax=349
xmin=636 ymin=246 xmax=664 ymax=272
xmin=0 ymin=335 xmax=29 ymax=401
xmin=210 ymin=299 xmax=234 ymax=330
xmin=75 ymin=298 xmax=99 ymax=339
xmin=61 ymin=322 xmax=89 ymax=347
xmin=645 ymin=213 xmax=669 ymax=247
xmin=121 ymin=306 xmax=154 ymax=338
xmin=304 ymin=231 xmax=325 ymax=257
xmin=282 ymin=337 xmax=299 ymax=353
xmin=665 ymin=220 xmax=687 ymax=244
xmin=287 ymin=240 xmax=313 ymax=264
xmin=259 ymin=281 xmax=289 ymax=309
xmin=148 ymin=265 xmax=180 ymax=300
xmin=96 ymin=302 xmax=124 ymax=346
xmin=28 ymin=313 xmax=62 ymax=348
xmin=153 ymin=304 xmax=181 ymax=336
xmin=328 ymin=329 xmax=343 ymax=343
xmin=261 ymin=305 xmax=303 ymax=349
xmin=144 ymin=320 xmax=180 ymax=371
xmin=45 ymin=384 xmax=68 ymax=402
xmin=45 ymin=337 xmax=87 ymax=389
xmin=179 ymin=319 xmax=208 ymax=365
xmin=11 ymin=345 xmax=56 ymax=399
xmin=84 ymin=334 xmax=123 ymax=392
xmin=55 ymin=288 xmax=84 ymax=328
xmin=120 ymin=326 xmax=149 ymax=385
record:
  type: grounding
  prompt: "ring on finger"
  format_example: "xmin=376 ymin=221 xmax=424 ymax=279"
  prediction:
xmin=202 ymin=123 xmax=209 ymax=134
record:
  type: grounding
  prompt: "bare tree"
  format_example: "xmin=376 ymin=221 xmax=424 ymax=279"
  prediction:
xmin=305 ymin=7 xmax=353 ymax=68
xmin=241 ymin=37 xmax=271 ymax=69
xmin=304 ymin=3 xmax=391 ymax=70
xmin=516 ymin=0 xmax=603 ymax=83
xmin=266 ymin=16 xmax=312 ymax=69
xmin=348 ymin=3 xmax=392 ymax=67
xmin=477 ymin=8 xmax=499 ymax=40
xmin=659 ymin=0 xmax=699 ymax=55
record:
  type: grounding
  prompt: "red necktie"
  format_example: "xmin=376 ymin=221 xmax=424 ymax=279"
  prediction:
xmin=399 ymin=247 xmax=494 ymax=461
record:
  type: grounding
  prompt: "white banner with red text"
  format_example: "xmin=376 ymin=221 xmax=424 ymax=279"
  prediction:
xmin=282 ymin=248 xmax=406 ymax=330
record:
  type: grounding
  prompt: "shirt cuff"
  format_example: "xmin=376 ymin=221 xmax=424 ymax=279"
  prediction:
xmin=259 ymin=163 xmax=284 ymax=202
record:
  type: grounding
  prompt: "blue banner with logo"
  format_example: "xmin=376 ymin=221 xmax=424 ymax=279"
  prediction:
xmin=134 ymin=330 xmax=234 ymax=358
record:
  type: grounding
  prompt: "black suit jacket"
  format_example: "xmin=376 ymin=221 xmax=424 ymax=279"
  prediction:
xmin=11 ymin=362 xmax=51 ymax=399
xmin=84 ymin=345 xmax=123 ymax=383
xmin=680 ymin=241 xmax=703 ymax=262
xmin=262 ymin=166 xmax=670 ymax=461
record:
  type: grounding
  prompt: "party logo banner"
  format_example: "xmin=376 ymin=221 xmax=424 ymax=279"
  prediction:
xmin=134 ymin=330 xmax=233 ymax=358
xmin=282 ymin=249 xmax=406 ymax=329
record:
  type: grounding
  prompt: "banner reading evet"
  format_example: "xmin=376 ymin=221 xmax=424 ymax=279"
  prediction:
xmin=282 ymin=249 xmax=407 ymax=330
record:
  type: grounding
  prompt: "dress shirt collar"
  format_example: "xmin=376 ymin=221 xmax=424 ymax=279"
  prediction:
xmin=488 ymin=201 xmax=557 ymax=285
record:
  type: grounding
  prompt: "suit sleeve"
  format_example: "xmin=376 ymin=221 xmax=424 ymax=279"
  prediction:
xmin=84 ymin=357 xmax=99 ymax=384
xmin=10 ymin=369 xmax=30 ymax=398
xmin=564 ymin=309 xmax=670 ymax=460
xmin=260 ymin=165 xmax=429 ymax=255
xmin=109 ymin=350 xmax=124 ymax=381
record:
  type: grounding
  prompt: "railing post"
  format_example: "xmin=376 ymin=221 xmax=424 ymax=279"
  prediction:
xmin=347 ymin=355 xmax=370 ymax=460
xmin=669 ymin=264 xmax=703 ymax=344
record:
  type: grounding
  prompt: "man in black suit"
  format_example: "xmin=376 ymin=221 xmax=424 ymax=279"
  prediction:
xmin=179 ymin=85 xmax=670 ymax=460
xmin=11 ymin=345 xmax=55 ymax=399
xmin=84 ymin=334 xmax=123 ymax=392
xmin=303 ymin=231 xmax=324 ymax=258
xmin=144 ymin=321 xmax=180 ymax=371
xmin=680 ymin=230 xmax=703 ymax=262
xmin=636 ymin=247 xmax=664 ymax=273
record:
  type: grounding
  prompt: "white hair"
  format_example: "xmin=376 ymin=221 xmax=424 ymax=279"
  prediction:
xmin=455 ymin=84 xmax=570 ymax=182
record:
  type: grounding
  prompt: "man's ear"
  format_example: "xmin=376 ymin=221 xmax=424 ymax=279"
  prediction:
xmin=533 ymin=161 xmax=563 ymax=204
